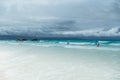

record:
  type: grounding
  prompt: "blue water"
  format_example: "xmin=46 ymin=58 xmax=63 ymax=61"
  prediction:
xmin=0 ymin=40 xmax=120 ymax=49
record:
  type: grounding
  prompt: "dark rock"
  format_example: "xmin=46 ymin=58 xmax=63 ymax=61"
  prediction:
xmin=31 ymin=38 xmax=39 ymax=41
xmin=16 ymin=38 xmax=27 ymax=41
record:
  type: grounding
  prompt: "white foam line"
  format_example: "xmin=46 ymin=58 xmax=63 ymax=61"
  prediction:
xmin=64 ymin=45 xmax=120 ymax=51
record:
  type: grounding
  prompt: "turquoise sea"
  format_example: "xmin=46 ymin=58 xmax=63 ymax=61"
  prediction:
xmin=0 ymin=40 xmax=120 ymax=80
xmin=0 ymin=40 xmax=120 ymax=50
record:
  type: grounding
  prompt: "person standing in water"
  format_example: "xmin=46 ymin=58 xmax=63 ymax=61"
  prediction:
xmin=97 ymin=42 xmax=100 ymax=47
xmin=67 ymin=42 xmax=70 ymax=45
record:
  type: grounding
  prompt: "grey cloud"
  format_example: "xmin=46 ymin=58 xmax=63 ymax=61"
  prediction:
xmin=0 ymin=0 xmax=120 ymax=39
xmin=112 ymin=0 xmax=120 ymax=19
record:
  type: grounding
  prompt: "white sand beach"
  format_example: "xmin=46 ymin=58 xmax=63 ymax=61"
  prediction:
xmin=0 ymin=42 xmax=120 ymax=80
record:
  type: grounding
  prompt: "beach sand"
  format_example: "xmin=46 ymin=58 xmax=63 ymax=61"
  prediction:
xmin=0 ymin=42 xmax=120 ymax=80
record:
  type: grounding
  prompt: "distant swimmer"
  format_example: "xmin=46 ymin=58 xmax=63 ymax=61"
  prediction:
xmin=67 ymin=42 xmax=70 ymax=45
xmin=96 ymin=43 xmax=100 ymax=47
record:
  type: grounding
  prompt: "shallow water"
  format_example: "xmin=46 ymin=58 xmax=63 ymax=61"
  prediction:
xmin=0 ymin=40 xmax=120 ymax=80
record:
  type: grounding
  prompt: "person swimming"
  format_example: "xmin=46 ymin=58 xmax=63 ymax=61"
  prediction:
xmin=96 ymin=42 xmax=100 ymax=47
xmin=67 ymin=42 xmax=70 ymax=45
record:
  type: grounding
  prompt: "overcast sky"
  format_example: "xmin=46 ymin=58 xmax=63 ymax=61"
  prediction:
xmin=0 ymin=0 xmax=120 ymax=39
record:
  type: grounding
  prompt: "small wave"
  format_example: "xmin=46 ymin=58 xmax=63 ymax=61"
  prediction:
xmin=0 ymin=40 xmax=120 ymax=51
xmin=64 ymin=45 xmax=120 ymax=51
